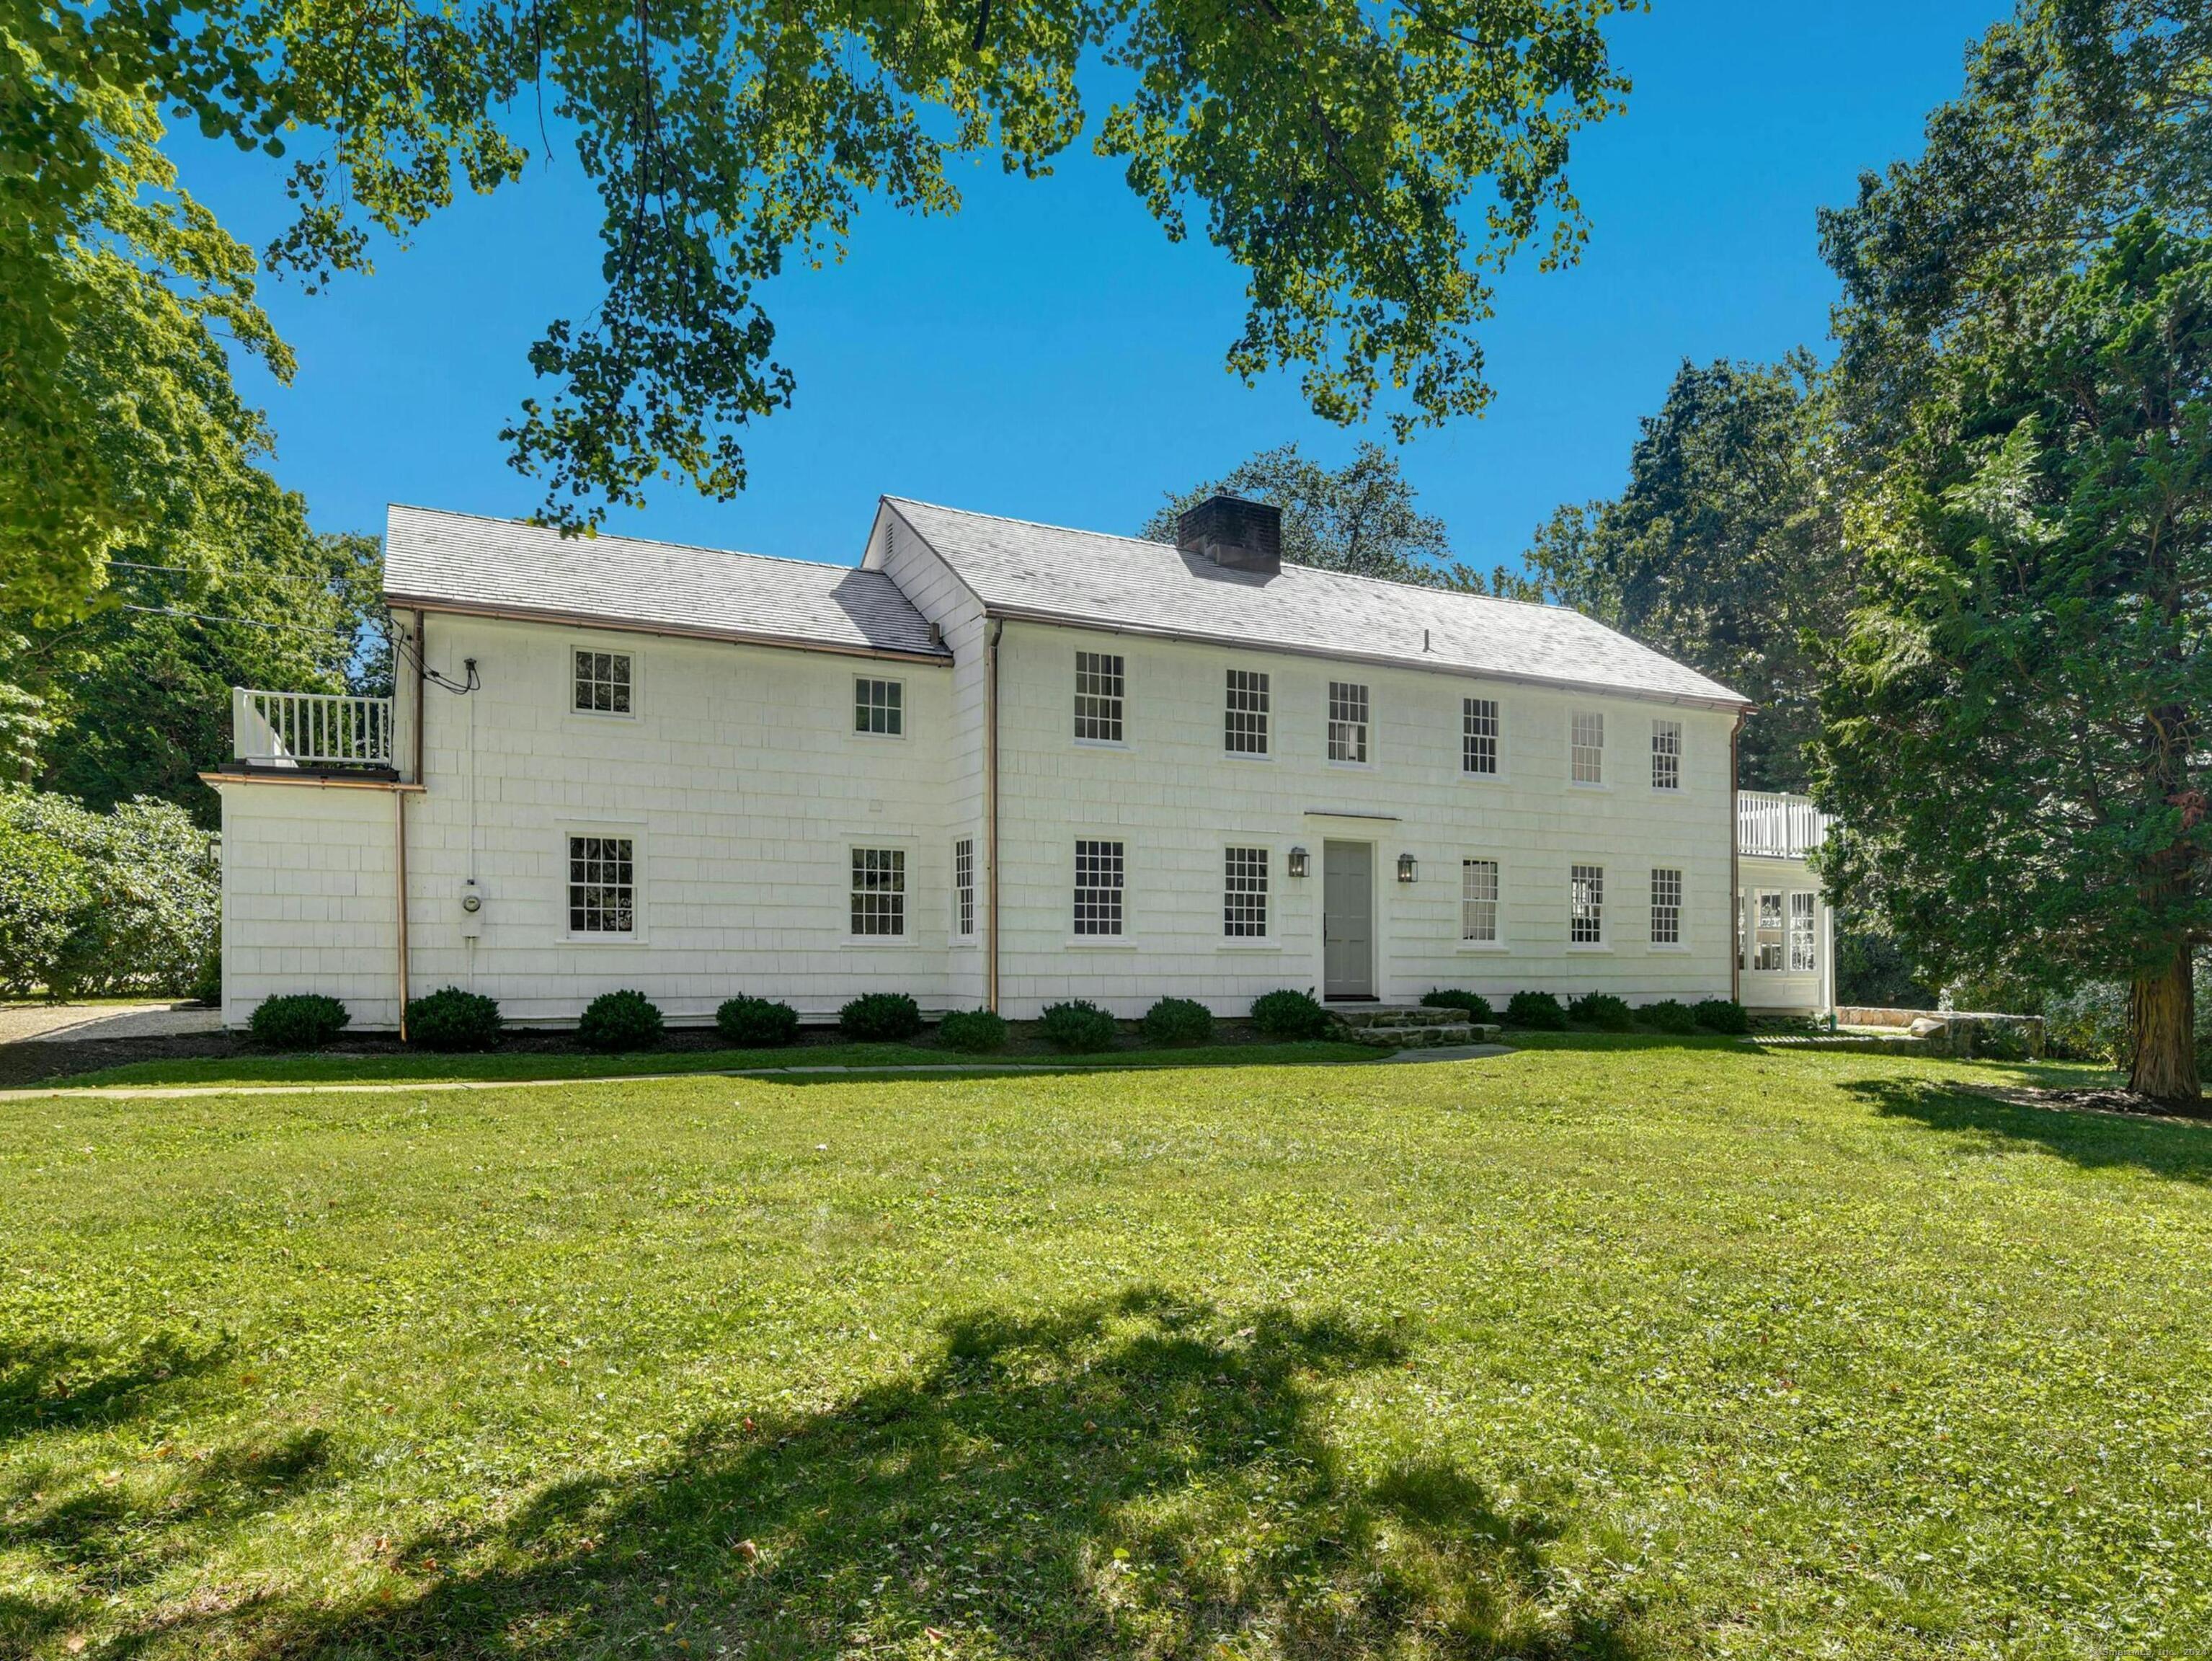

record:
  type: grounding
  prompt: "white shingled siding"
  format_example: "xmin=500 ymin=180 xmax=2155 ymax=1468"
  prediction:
xmin=216 ymin=780 xmax=403 ymax=1030
xmin=1737 ymin=853 xmax=1831 ymax=1014
xmin=987 ymin=620 xmax=1738 ymax=1018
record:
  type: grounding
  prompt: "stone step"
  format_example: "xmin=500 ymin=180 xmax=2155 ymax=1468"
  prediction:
xmin=1342 ymin=1022 xmax=1499 ymax=1049
xmin=1328 ymin=1005 xmax=1467 ymax=1029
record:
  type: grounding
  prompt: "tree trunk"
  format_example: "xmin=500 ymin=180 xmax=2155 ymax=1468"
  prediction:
xmin=2128 ymin=944 xmax=2200 ymax=1103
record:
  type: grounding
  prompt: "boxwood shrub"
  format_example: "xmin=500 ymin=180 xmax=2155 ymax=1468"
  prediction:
xmin=1568 ymin=991 xmax=1635 ymax=1032
xmin=1141 ymin=996 xmax=1214 ymax=1045
xmin=578 ymin=989 xmax=664 ymax=1051
xmin=1638 ymin=998 xmax=1700 ymax=1034
xmin=716 ymin=995 xmax=801 ymax=1047
xmin=1420 ymin=988 xmax=1496 ymax=1023
xmin=840 ymin=992 xmax=922 ymax=1041
xmin=1693 ymin=996 xmax=1751 ymax=1035
xmin=407 ymin=986 xmax=503 ymax=1050
xmin=1504 ymin=991 xmax=1568 ymax=1030
xmin=249 ymin=993 xmax=351 ymax=1050
xmin=1040 ymin=999 xmax=1119 ymax=1051
xmin=937 ymin=1008 xmax=1008 ymax=1053
xmin=1250 ymin=988 xmax=1331 ymax=1040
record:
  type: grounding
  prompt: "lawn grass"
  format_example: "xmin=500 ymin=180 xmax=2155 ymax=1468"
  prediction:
xmin=37 ymin=1038 xmax=1378 ymax=1089
xmin=4 ymin=1040 xmax=2208 ymax=1659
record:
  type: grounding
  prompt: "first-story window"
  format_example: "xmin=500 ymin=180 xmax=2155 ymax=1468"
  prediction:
xmin=1075 ymin=651 xmax=1124 ymax=743
xmin=574 ymin=649 xmax=633 ymax=714
xmin=1754 ymin=890 xmax=1784 ymax=970
xmin=851 ymin=848 xmax=907 ymax=937
xmin=1075 ymin=839 xmax=1125 ymax=936
xmin=1651 ymin=718 xmax=1682 ymax=790
xmin=1790 ymin=891 xmax=1818 ymax=971
xmin=1569 ymin=864 xmax=1604 ymax=944
xmin=1571 ymin=711 xmax=1604 ymax=784
xmin=1225 ymin=668 xmax=1270 ymax=754
xmin=568 ymin=835 xmax=636 ymax=934
xmin=854 ymin=676 xmax=904 ymax=736
xmin=1224 ymin=846 xmax=1269 ymax=937
xmin=1463 ymin=697 xmax=1500 ymax=776
xmin=1651 ymin=867 xmax=1683 ymax=944
xmin=1328 ymin=681 xmax=1369 ymax=763
xmin=1461 ymin=858 xmax=1499 ymax=942
xmin=953 ymin=838 xmax=975 ymax=939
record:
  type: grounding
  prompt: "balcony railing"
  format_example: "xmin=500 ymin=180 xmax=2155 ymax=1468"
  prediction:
xmin=232 ymin=687 xmax=394 ymax=770
xmin=1738 ymin=789 xmax=1829 ymax=859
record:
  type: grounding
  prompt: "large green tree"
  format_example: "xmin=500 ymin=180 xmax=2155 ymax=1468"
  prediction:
xmin=1816 ymin=220 xmax=2212 ymax=1101
xmin=5 ymin=0 xmax=1638 ymax=616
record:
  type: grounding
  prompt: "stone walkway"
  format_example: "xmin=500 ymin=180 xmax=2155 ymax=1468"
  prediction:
xmin=0 ymin=1002 xmax=224 ymax=1045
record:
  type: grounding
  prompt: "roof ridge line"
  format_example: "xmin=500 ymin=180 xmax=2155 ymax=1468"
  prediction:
xmin=388 ymin=503 xmax=866 ymax=576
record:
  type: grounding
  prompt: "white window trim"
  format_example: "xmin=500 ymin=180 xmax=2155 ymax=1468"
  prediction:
xmin=1218 ymin=841 xmax=1276 ymax=948
xmin=1650 ymin=717 xmax=1684 ymax=792
xmin=1461 ymin=695 xmax=1507 ymax=782
xmin=1566 ymin=860 xmax=1608 ymax=951
xmin=845 ymin=841 xmax=918 ymax=947
xmin=1456 ymin=855 xmax=1505 ymax=952
xmin=1067 ymin=833 xmax=1133 ymax=947
xmin=1750 ymin=887 xmax=1786 ymax=973
xmin=1648 ymin=867 xmax=1689 ymax=952
xmin=1223 ymin=668 xmax=1273 ymax=762
xmin=1568 ymin=709 xmax=1607 ymax=789
xmin=566 ymin=640 xmax=641 ymax=722
xmin=559 ymin=821 xmax=647 ymax=944
xmin=850 ymin=675 xmax=908 ymax=743
xmin=951 ymin=836 xmax=977 ymax=945
xmin=1072 ymin=650 xmax=1129 ymax=750
xmin=1325 ymin=681 xmax=1373 ymax=769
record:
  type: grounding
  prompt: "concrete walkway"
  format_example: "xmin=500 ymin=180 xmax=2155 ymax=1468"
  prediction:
xmin=0 ymin=1043 xmax=1514 ymax=1103
xmin=0 ymin=1002 xmax=223 ymax=1044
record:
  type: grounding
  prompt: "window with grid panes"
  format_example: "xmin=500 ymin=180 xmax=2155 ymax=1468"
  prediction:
xmin=1651 ymin=867 xmax=1683 ymax=944
xmin=1570 ymin=864 xmax=1604 ymax=944
xmin=850 ymin=849 xmax=906 ymax=936
xmin=1463 ymin=698 xmax=1499 ymax=775
xmin=1074 ymin=652 xmax=1124 ymax=742
xmin=953 ymin=838 xmax=974 ymax=938
xmin=568 ymin=836 xmax=635 ymax=933
xmin=1461 ymin=859 xmax=1499 ymax=942
xmin=1571 ymin=712 xmax=1604 ymax=783
xmin=1327 ymin=681 xmax=1369 ymax=763
xmin=1651 ymin=718 xmax=1682 ymax=789
xmin=1790 ymin=892 xmax=1818 ymax=970
xmin=573 ymin=650 xmax=632 ymax=714
xmin=1223 ymin=846 xmax=1269 ymax=936
xmin=854 ymin=677 xmax=903 ymax=735
xmin=1225 ymin=670 xmax=1270 ymax=754
xmin=1074 ymin=840 xmax=1124 ymax=935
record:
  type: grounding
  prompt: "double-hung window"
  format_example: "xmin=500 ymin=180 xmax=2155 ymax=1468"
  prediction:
xmin=574 ymin=649 xmax=633 ymax=715
xmin=952 ymin=838 xmax=975 ymax=939
xmin=1651 ymin=718 xmax=1682 ymax=790
xmin=850 ymin=849 xmax=907 ymax=937
xmin=1570 ymin=864 xmax=1605 ymax=944
xmin=1753 ymin=890 xmax=1784 ymax=970
xmin=1571 ymin=712 xmax=1604 ymax=784
xmin=1463 ymin=698 xmax=1500 ymax=776
xmin=568 ymin=836 xmax=636 ymax=934
xmin=1461 ymin=859 xmax=1500 ymax=943
xmin=1328 ymin=681 xmax=1369 ymax=763
xmin=1224 ymin=846 xmax=1269 ymax=937
xmin=1790 ymin=892 xmax=1818 ymax=971
xmin=1651 ymin=867 xmax=1683 ymax=945
xmin=854 ymin=677 xmax=904 ymax=736
xmin=1074 ymin=840 xmax=1125 ymax=936
xmin=1225 ymin=670 xmax=1270 ymax=755
xmin=1075 ymin=652 xmax=1124 ymax=743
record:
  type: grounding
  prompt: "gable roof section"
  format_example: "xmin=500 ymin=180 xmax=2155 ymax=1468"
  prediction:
xmin=884 ymin=497 xmax=1746 ymax=707
xmin=383 ymin=505 xmax=949 ymax=663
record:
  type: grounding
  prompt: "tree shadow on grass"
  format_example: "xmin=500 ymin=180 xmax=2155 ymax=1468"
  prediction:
xmin=0 ymin=1329 xmax=226 ymax=1441
xmin=1843 ymin=1075 xmax=2212 ymax=1184
xmin=170 ymin=1290 xmax=1647 ymax=1660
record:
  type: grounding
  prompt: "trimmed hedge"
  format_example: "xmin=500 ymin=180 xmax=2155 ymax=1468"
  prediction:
xmin=1504 ymin=991 xmax=1568 ymax=1030
xmin=1693 ymin=997 xmax=1751 ymax=1035
xmin=1142 ymin=996 xmax=1215 ymax=1045
xmin=717 ymin=995 xmax=801 ymax=1047
xmin=578 ymin=989 xmax=664 ymax=1051
xmin=1040 ymin=999 xmax=1119 ymax=1051
xmin=1421 ymin=988 xmax=1496 ymax=1023
xmin=840 ymin=992 xmax=923 ymax=1041
xmin=1638 ymin=998 xmax=1700 ymax=1034
xmin=407 ymin=986 xmax=503 ymax=1050
xmin=1251 ymin=988 xmax=1331 ymax=1040
xmin=1568 ymin=991 xmax=1635 ymax=1032
xmin=937 ymin=1008 xmax=1008 ymax=1053
xmin=249 ymin=993 xmax=351 ymax=1049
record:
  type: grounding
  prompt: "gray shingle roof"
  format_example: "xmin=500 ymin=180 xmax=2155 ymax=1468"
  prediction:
xmin=383 ymin=505 xmax=947 ymax=662
xmin=886 ymin=499 xmax=1747 ymax=707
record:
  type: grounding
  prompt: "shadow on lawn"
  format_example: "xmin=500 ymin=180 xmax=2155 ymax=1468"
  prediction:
xmin=1844 ymin=1076 xmax=2212 ymax=1182
xmin=0 ymin=1329 xmax=227 ymax=1441
xmin=143 ymin=1290 xmax=1645 ymax=1660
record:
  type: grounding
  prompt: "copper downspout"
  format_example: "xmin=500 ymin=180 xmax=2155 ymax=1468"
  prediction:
xmin=396 ymin=610 xmax=425 ymax=1040
xmin=1729 ymin=708 xmax=1745 ymax=1006
xmin=985 ymin=619 xmax=1005 ymax=1014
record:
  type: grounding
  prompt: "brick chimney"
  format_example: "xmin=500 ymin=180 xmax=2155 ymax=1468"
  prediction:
xmin=1176 ymin=495 xmax=1282 ymax=575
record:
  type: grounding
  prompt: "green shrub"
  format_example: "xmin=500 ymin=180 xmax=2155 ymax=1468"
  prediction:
xmin=937 ymin=1008 xmax=1008 ymax=1053
xmin=578 ymin=989 xmax=664 ymax=1051
xmin=1250 ymin=988 xmax=1331 ymax=1040
xmin=1568 ymin=991 xmax=1635 ymax=1031
xmin=407 ymin=986 xmax=502 ymax=1050
xmin=0 ymin=790 xmax=217 ymax=996
xmin=0 ymin=823 xmax=89 ymax=997
xmin=1638 ymin=998 xmax=1699 ymax=1034
xmin=1142 ymin=996 xmax=1214 ymax=1045
xmin=717 ymin=995 xmax=801 ymax=1047
xmin=1040 ymin=999 xmax=1119 ymax=1051
xmin=1692 ymin=997 xmax=1751 ymax=1035
xmin=1504 ymin=991 xmax=1567 ymax=1029
xmin=249 ymin=993 xmax=351 ymax=1049
xmin=1421 ymin=988 xmax=1496 ymax=1023
xmin=840 ymin=992 xmax=923 ymax=1041
xmin=189 ymin=933 xmax=222 ymax=1007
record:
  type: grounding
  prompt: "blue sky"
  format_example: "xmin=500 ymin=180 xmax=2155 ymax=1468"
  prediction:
xmin=182 ymin=0 xmax=2007 ymax=575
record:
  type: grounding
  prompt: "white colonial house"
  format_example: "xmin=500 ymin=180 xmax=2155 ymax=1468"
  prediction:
xmin=207 ymin=495 xmax=1834 ymax=1032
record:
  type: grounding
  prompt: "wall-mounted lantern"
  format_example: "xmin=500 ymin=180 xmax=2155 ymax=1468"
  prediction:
xmin=1397 ymin=851 xmax=1418 ymax=883
xmin=1287 ymin=846 xmax=1310 ymax=879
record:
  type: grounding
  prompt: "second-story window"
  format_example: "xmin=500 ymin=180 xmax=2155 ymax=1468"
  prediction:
xmin=574 ymin=649 xmax=632 ymax=714
xmin=1328 ymin=681 xmax=1369 ymax=763
xmin=1571 ymin=711 xmax=1604 ymax=784
xmin=1463 ymin=697 xmax=1500 ymax=775
xmin=854 ymin=677 xmax=904 ymax=736
xmin=1651 ymin=717 xmax=1682 ymax=789
xmin=1225 ymin=669 xmax=1270 ymax=754
xmin=1075 ymin=651 xmax=1124 ymax=743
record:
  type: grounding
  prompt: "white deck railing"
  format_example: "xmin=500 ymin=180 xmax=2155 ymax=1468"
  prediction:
xmin=232 ymin=688 xmax=394 ymax=769
xmin=1738 ymin=789 xmax=1829 ymax=859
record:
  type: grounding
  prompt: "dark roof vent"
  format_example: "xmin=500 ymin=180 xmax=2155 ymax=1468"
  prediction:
xmin=1176 ymin=495 xmax=1282 ymax=575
